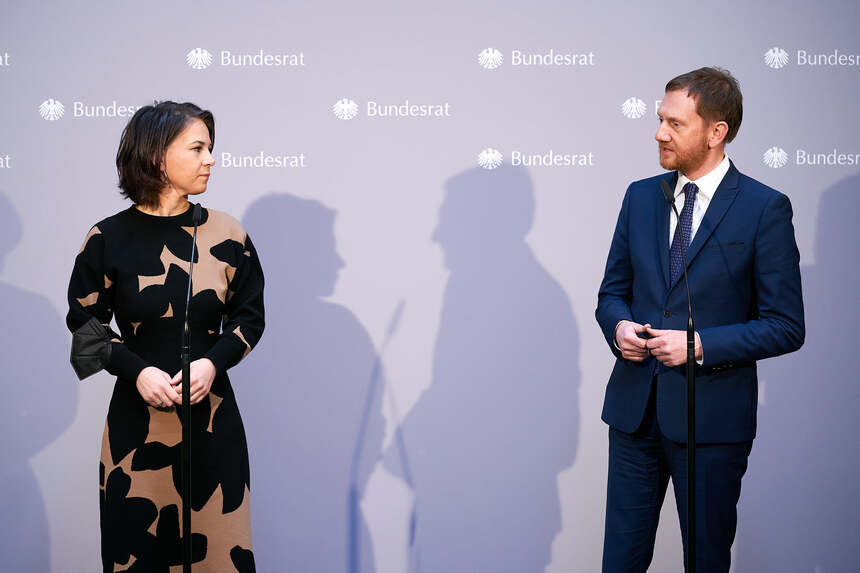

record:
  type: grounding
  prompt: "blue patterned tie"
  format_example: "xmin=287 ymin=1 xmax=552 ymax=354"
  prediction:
xmin=670 ymin=182 xmax=698 ymax=285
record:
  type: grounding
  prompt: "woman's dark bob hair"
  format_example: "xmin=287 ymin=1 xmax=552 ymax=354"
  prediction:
xmin=116 ymin=101 xmax=214 ymax=208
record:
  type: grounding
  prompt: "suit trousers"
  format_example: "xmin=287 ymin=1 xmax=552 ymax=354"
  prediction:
xmin=602 ymin=378 xmax=753 ymax=573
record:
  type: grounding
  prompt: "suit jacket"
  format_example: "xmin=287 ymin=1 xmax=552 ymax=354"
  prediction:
xmin=596 ymin=161 xmax=805 ymax=443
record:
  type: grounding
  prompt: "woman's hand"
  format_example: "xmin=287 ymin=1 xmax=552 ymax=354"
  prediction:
xmin=171 ymin=358 xmax=217 ymax=405
xmin=136 ymin=366 xmax=182 ymax=408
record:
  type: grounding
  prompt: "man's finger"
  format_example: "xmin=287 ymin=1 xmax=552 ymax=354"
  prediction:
xmin=624 ymin=333 xmax=648 ymax=349
xmin=649 ymin=344 xmax=670 ymax=356
xmin=622 ymin=343 xmax=647 ymax=354
xmin=645 ymin=326 xmax=669 ymax=337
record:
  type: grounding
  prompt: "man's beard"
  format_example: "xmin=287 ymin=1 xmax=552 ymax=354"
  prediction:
xmin=659 ymin=138 xmax=710 ymax=176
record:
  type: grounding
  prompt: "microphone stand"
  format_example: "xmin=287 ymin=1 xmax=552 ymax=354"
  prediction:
xmin=182 ymin=203 xmax=203 ymax=572
xmin=661 ymin=180 xmax=697 ymax=572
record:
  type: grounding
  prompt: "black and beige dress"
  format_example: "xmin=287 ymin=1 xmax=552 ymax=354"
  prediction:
xmin=66 ymin=205 xmax=264 ymax=572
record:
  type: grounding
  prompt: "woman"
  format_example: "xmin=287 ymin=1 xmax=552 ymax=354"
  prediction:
xmin=66 ymin=101 xmax=264 ymax=572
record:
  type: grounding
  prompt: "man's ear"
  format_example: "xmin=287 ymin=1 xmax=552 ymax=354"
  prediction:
xmin=709 ymin=121 xmax=729 ymax=149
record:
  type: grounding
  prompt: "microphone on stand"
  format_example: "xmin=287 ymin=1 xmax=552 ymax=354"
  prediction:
xmin=181 ymin=202 xmax=203 ymax=573
xmin=660 ymin=179 xmax=698 ymax=573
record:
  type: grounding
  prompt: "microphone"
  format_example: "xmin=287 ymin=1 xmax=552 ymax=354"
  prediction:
xmin=660 ymin=178 xmax=676 ymax=209
xmin=180 ymin=202 xmax=202 ymax=573
xmin=660 ymin=178 xmax=698 ymax=572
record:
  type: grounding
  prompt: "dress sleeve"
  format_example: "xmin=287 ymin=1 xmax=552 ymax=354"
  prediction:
xmin=204 ymin=232 xmax=265 ymax=373
xmin=66 ymin=225 xmax=150 ymax=381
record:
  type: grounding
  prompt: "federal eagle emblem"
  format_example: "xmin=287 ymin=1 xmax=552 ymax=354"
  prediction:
xmin=763 ymin=146 xmax=789 ymax=168
xmin=38 ymin=99 xmax=64 ymax=121
xmin=764 ymin=47 xmax=789 ymax=69
xmin=478 ymin=48 xmax=504 ymax=70
xmin=332 ymin=98 xmax=359 ymax=121
xmin=186 ymin=48 xmax=213 ymax=70
xmin=621 ymin=97 xmax=647 ymax=119
xmin=478 ymin=148 xmax=504 ymax=170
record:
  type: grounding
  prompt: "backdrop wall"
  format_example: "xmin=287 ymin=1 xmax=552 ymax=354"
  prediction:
xmin=1 ymin=1 xmax=858 ymax=571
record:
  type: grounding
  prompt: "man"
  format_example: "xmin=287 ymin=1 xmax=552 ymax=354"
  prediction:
xmin=596 ymin=67 xmax=805 ymax=572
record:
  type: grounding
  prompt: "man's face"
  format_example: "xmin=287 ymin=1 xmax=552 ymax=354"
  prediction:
xmin=655 ymin=89 xmax=711 ymax=176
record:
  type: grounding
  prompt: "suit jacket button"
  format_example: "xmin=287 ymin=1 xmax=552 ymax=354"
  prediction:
xmin=663 ymin=310 xmax=672 ymax=318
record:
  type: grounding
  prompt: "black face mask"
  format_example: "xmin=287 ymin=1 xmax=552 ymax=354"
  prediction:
xmin=70 ymin=316 xmax=112 ymax=380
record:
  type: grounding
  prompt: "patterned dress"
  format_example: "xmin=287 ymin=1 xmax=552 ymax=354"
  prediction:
xmin=66 ymin=205 xmax=264 ymax=572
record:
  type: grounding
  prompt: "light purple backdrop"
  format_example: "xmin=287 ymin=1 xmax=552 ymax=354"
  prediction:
xmin=1 ymin=1 xmax=858 ymax=571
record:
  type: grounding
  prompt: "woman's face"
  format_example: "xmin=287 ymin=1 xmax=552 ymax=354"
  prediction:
xmin=161 ymin=118 xmax=215 ymax=197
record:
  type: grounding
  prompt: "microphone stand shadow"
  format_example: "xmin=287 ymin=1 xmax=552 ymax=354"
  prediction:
xmin=348 ymin=300 xmax=420 ymax=573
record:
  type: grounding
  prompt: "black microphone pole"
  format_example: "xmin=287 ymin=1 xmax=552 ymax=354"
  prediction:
xmin=661 ymin=180 xmax=697 ymax=573
xmin=182 ymin=202 xmax=203 ymax=572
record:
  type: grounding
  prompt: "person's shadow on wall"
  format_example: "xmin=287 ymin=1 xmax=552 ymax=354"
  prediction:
xmin=0 ymin=192 xmax=78 ymax=572
xmin=233 ymin=194 xmax=384 ymax=573
xmin=385 ymin=165 xmax=580 ymax=573
xmin=734 ymin=175 xmax=860 ymax=572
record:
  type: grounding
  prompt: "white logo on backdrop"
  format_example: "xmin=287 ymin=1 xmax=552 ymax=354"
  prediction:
xmin=186 ymin=48 xmax=213 ymax=70
xmin=764 ymin=47 xmax=790 ymax=69
xmin=478 ymin=48 xmax=504 ymax=70
xmin=478 ymin=148 xmax=504 ymax=170
xmin=763 ymin=146 xmax=789 ymax=168
xmin=332 ymin=98 xmax=359 ymax=120
xmin=39 ymin=99 xmax=64 ymax=121
xmin=621 ymin=97 xmax=647 ymax=119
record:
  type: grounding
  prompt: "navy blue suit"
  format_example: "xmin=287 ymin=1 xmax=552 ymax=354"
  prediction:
xmin=596 ymin=161 xmax=804 ymax=571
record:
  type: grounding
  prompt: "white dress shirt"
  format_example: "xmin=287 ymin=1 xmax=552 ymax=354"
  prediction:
xmin=669 ymin=154 xmax=731 ymax=247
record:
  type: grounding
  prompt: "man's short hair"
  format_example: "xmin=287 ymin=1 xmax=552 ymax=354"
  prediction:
xmin=666 ymin=67 xmax=743 ymax=143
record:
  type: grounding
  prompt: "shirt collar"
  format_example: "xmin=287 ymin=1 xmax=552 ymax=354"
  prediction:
xmin=675 ymin=154 xmax=730 ymax=202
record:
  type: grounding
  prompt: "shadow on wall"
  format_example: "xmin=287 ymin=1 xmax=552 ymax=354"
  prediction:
xmin=734 ymin=175 xmax=860 ymax=572
xmin=0 ymin=192 xmax=78 ymax=572
xmin=232 ymin=194 xmax=384 ymax=573
xmin=385 ymin=165 xmax=581 ymax=573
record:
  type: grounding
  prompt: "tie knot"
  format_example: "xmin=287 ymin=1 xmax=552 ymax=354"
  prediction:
xmin=683 ymin=182 xmax=699 ymax=199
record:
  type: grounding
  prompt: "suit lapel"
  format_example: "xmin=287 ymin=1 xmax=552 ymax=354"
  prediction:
xmin=669 ymin=161 xmax=741 ymax=291
xmin=657 ymin=172 xmax=677 ymax=290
